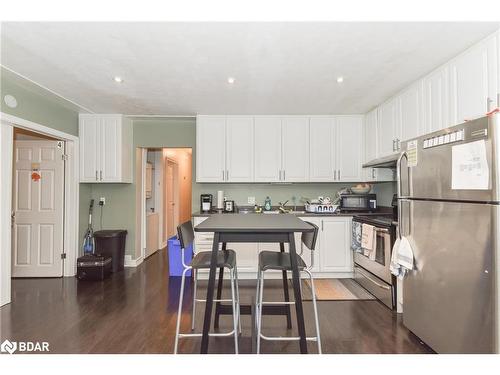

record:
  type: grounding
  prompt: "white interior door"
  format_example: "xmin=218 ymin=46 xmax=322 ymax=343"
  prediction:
xmin=12 ymin=140 xmax=64 ymax=277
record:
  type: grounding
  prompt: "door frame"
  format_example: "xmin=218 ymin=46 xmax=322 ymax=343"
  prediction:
xmin=0 ymin=112 xmax=80 ymax=307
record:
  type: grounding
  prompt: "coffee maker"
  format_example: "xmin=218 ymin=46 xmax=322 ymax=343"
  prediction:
xmin=200 ymin=194 xmax=213 ymax=213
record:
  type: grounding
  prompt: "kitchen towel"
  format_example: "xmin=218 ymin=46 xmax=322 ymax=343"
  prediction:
xmin=361 ymin=223 xmax=376 ymax=259
xmin=351 ymin=221 xmax=362 ymax=253
xmin=390 ymin=236 xmax=414 ymax=279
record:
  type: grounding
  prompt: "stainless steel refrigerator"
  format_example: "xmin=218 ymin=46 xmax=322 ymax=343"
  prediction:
xmin=398 ymin=114 xmax=499 ymax=354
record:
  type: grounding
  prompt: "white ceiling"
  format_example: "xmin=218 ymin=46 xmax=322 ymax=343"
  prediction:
xmin=1 ymin=22 xmax=499 ymax=115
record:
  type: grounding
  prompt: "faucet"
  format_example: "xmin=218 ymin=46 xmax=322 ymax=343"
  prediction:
xmin=278 ymin=200 xmax=290 ymax=214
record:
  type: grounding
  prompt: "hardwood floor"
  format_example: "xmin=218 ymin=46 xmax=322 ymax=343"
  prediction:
xmin=0 ymin=249 xmax=433 ymax=354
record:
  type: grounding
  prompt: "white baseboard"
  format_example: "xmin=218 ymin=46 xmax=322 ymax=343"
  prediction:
xmin=124 ymin=255 xmax=144 ymax=267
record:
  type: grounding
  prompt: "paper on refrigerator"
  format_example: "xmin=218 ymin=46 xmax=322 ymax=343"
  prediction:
xmin=451 ymin=140 xmax=490 ymax=190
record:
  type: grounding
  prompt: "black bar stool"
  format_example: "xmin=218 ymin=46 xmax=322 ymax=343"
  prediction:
xmin=173 ymin=220 xmax=241 ymax=354
xmin=255 ymin=221 xmax=321 ymax=353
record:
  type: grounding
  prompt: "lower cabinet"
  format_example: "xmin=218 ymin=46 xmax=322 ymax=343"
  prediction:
xmin=192 ymin=216 xmax=354 ymax=278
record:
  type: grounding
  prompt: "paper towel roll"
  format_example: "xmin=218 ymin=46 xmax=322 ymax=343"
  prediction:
xmin=217 ymin=190 xmax=224 ymax=209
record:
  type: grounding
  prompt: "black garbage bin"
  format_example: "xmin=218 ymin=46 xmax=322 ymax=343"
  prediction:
xmin=94 ymin=230 xmax=127 ymax=272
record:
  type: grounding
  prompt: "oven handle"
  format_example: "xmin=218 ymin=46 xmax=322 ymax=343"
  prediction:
xmin=355 ymin=266 xmax=391 ymax=290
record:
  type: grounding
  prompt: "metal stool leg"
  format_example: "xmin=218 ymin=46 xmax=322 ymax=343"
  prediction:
xmin=234 ymin=266 xmax=242 ymax=334
xmin=191 ymin=269 xmax=197 ymax=331
xmin=256 ymin=269 xmax=265 ymax=354
xmin=174 ymin=266 xmax=190 ymax=354
xmin=304 ymin=269 xmax=322 ymax=354
xmin=230 ymin=268 xmax=239 ymax=354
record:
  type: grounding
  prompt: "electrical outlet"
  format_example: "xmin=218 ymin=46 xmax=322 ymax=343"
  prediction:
xmin=99 ymin=197 xmax=106 ymax=206
xmin=248 ymin=196 xmax=256 ymax=205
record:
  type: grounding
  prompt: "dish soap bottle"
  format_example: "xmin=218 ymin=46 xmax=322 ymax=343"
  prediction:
xmin=264 ymin=196 xmax=272 ymax=211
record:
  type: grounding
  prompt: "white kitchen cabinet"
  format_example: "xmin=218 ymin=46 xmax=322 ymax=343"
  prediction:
xmin=398 ymin=81 xmax=425 ymax=142
xmin=319 ymin=217 xmax=352 ymax=273
xmin=225 ymin=117 xmax=254 ymax=182
xmin=449 ymin=34 xmax=498 ymax=124
xmin=423 ymin=66 xmax=451 ymax=134
xmin=309 ymin=117 xmax=335 ymax=182
xmin=79 ymin=114 xmax=133 ymax=183
xmin=196 ymin=116 xmax=226 ymax=182
xmin=281 ymin=117 xmax=309 ymax=182
xmin=336 ymin=116 xmax=363 ymax=182
xmin=254 ymin=117 xmax=282 ymax=182
xmin=377 ymin=98 xmax=401 ymax=156
xmin=309 ymin=116 xmax=363 ymax=182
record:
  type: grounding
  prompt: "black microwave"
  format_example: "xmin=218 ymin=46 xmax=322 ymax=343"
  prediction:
xmin=339 ymin=194 xmax=377 ymax=212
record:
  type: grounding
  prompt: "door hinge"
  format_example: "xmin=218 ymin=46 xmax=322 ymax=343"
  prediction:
xmin=61 ymin=154 xmax=69 ymax=161
xmin=61 ymin=253 xmax=66 ymax=259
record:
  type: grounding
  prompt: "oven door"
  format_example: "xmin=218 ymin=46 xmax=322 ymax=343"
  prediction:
xmin=353 ymin=227 xmax=392 ymax=284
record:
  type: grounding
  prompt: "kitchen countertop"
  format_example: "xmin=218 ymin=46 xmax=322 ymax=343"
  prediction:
xmin=192 ymin=206 xmax=393 ymax=218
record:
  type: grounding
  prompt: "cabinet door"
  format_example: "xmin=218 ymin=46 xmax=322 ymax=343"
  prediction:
xmin=100 ymin=115 xmax=121 ymax=182
xmin=79 ymin=115 xmax=100 ymax=182
xmin=309 ymin=117 xmax=335 ymax=182
xmin=319 ymin=218 xmax=352 ymax=273
xmin=336 ymin=116 xmax=363 ymax=182
xmin=450 ymin=36 xmax=498 ymax=124
xmin=282 ymin=117 xmax=309 ymax=182
xmin=423 ymin=66 xmax=450 ymax=133
xmin=228 ymin=243 xmax=259 ymax=272
xmin=254 ymin=117 xmax=282 ymax=182
xmin=364 ymin=109 xmax=378 ymax=163
xmin=399 ymin=81 xmax=425 ymax=142
xmin=226 ymin=117 xmax=254 ymax=182
xmin=196 ymin=116 xmax=226 ymax=182
xmin=377 ymin=99 xmax=399 ymax=156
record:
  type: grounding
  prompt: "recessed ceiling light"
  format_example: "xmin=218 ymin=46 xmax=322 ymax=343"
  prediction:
xmin=113 ymin=76 xmax=124 ymax=83
xmin=227 ymin=77 xmax=235 ymax=84
xmin=336 ymin=76 xmax=344 ymax=83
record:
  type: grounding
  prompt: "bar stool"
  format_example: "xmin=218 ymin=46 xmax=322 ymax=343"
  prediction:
xmin=255 ymin=221 xmax=321 ymax=354
xmin=173 ymin=220 xmax=241 ymax=354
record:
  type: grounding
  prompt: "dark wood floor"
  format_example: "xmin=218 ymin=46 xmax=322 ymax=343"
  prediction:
xmin=0 ymin=249 xmax=432 ymax=354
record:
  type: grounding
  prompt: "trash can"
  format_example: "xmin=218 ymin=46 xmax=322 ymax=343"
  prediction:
xmin=168 ymin=236 xmax=192 ymax=276
xmin=94 ymin=230 xmax=127 ymax=272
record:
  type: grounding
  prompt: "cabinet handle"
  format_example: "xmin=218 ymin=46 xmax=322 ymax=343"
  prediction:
xmin=95 ymin=171 xmax=98 ymax=181
xmin=338 ymin=169 xmax=340 ymax=180
xmin=100 ymin=170 xmax=102 ymax=181
xmin=321 ymin=220 xmax=324 ymax=231
xmin=397 ymin=139 xmax=401 ymax=151
xmin=222 ymin=170 xmax=225 ymax=181
xmin=392 ymin=139 xmax=396 ymax=152
xmin=372 ymin=168 xmax=376 ymax=179
xmin=333 ymin=170 xmax=336 ymax=180
xmin=226 ymin=170 xmax=228 ymax=181
xmin=283 ymin=170 xmax=285 ymax=181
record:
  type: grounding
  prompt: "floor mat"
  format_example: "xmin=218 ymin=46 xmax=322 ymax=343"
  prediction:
xmin=302 ymin=278 xmax=376 ymax=301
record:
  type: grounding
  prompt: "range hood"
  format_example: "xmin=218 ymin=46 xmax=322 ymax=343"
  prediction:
xmin=362 ymin=152 xmax=400 ymax=168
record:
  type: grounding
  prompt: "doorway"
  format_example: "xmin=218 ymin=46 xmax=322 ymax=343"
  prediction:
xmin=137 ymin=147 xmax=192 ymax=261
xmin=11 ymin=128 xmax=65 ymax=277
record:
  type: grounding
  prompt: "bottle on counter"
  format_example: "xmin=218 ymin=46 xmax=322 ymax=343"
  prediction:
xmin=264 ymin=196 xmax=272 ymax=211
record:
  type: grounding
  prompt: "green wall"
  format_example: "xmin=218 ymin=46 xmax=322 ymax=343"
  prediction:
xmin=1 ymin=67 xmax=79 ymax=136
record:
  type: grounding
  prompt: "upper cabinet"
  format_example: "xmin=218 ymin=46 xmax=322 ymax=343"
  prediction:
xmin=335 ymin=116 xmax=363 ymax=182
xmin=377 ymin=98 xmax=401 ymax=155
xmin=281 ymin=117 xmax=309 ymax=182
xmin=398 ymin=81 xmax=425 ymax=142
xmin=254 ymin=117 xmax=282 ymax=182
xmin=449 ymin=34 xmax=498 ymax=125
xmin=225 ymin=117 xmax=254 ymax=182
xmin=196 ymin=116 xmax=254 ymax=183
xmin=309 ymin=116 xmax=363 ymax=182
xmin=423 ymin=66 xmax=450 ymax=134
xmin=79 ymin=114 xmax=133 ymax=183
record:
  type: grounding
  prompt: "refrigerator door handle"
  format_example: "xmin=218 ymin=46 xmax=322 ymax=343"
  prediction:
xmin=396 ymin=151 xmax=409 ymax=198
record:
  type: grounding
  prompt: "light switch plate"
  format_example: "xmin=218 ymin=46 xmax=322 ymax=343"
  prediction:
xmin=247 ymin=196 xmax=256 ymax=205
xmin=99 ymin=197 xmax=106 ymax=206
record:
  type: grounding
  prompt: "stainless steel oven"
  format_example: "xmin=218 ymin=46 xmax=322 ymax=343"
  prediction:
xmin=352 ymin=212 xmax=397 ymax=309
